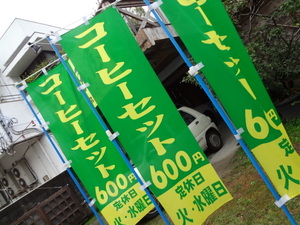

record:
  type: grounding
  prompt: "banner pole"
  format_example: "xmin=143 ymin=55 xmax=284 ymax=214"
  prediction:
xmin=17 ymin=86 xmax=106 ymax=225
xmin=143 ymin=1 xmax=297 ymax=224
xmin=46 ymin=36 xmax=171 ymax=225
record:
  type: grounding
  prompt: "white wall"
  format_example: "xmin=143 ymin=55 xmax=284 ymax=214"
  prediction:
xmin=0 ymin=135 xmax=65 ymax=185
xmin=0 ymin=17 xmax=68 ymax=206
xmin=0 ymin=19 xmax=61 ymax=71
xmin=0 ymin=100 xmax=42 ymax=142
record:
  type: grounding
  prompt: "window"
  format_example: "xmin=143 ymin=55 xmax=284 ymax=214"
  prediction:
xmin=179 ymin=110 xmax=195 ymax=125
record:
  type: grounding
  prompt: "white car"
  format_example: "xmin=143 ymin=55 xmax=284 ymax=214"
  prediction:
xmin=178 ymin=106 xmax=223 ymax=152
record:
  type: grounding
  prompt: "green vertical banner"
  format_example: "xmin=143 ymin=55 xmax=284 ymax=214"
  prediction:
xmin=59 ymin=7 xmax=232 ymax=224
xmin=159 ymin=0 xmax=300 ymax=198
xmin=26 ymin=63 xmax=154 ymax=225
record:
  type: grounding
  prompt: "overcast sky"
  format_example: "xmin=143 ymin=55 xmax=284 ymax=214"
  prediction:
xmin=0 ymin=0 xmax=99 ymax=38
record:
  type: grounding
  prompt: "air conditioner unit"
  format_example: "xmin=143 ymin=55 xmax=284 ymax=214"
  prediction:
xmin=0 ymin=184 xmax=10 ymax=208
xmin=12 ymin=159 xmax=36 ymax=189
xmin=1 ymin=172 xmax=20 ymax=198
xmin=0 ymin=194 xmax=9 ymax=208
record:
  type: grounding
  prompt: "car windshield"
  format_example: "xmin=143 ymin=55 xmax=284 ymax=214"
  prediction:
xmin=179 ymin=110 xmax=195 ymax=125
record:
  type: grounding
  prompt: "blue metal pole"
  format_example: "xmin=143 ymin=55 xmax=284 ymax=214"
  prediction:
xmin=46 ymin=36 xmax=171 ymax=225
xmin=143 ymin=1 xmax=297 ymax=224
xmin=17 ymin=86 xmax=105 ymax=225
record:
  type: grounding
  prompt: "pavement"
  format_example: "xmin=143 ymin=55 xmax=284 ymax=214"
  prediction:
xmin=207 ymin=121 xmax=240 ymax=177
xmin=207 ymin=94 xmax=300 ymax=177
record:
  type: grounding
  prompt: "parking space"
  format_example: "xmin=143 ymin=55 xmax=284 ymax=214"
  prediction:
xmin=207 ymin=121 xmax=240 ymax=177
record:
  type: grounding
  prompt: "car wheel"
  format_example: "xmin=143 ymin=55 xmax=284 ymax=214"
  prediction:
xmin=140 ymin=194 xmax=163 ymax=222
xmin=206 ymin=129 xmax=223 ymax=152
xmin=141 ymin=206 xmax=160 ymax=221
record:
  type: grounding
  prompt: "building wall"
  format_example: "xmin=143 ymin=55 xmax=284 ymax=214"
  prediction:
xmin=0 ymin=19 xmax=61 ymax=74
xmin=0 ymin=18 xmax=72 ymax=215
